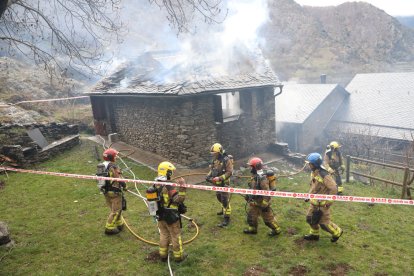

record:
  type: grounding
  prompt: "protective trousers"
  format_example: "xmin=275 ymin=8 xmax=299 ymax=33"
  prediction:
xmin=306 ymin=205 xmax=341 ymax=237
xmin=216 ymin=191 xmax=231 ymax=217
xmin=105 ymin=192 xmax=124 ymax=231
xmin=246 ymin=205 xmax=280 ymax=232
xmin=158 ymin=220 xmax=184 ymax=262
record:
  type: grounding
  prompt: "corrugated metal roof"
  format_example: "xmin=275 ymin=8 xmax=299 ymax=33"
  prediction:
xmin=276 ymin=83 xmax=341 ymax=123
xmin=327 ymin=121 xmax=413 ymax=141
xmin=335 ymin=72 xmax=414 ymax=131
xmin=89 ymin=50 xmax=281 ymax=96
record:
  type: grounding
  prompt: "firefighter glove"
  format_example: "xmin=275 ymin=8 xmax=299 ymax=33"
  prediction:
xmin=327 ymin=168 xmax=334 ymax=174
xmin=212 ymin=177 xmax=221 ymax=183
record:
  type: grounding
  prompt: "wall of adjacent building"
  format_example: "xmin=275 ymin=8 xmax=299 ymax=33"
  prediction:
xmin=91 ymin=87 xmax=276 ymax=167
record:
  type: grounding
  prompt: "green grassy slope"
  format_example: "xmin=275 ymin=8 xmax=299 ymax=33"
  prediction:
xmin=1 ymin=140 xmax=413 ymax=275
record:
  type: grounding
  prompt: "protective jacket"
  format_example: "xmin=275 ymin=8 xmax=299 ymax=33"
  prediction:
xmin=245 ymin=170 xmax=281 ymax=234
xmin=156 ymin=178 xmax=187 ymax=262
xmin=323 ymin=149 xmax=343 ymax=172
xmin=305 ymin=168 xmax=342 ymax=240
xmin=207 ymin=153 xmax=233 ymax=186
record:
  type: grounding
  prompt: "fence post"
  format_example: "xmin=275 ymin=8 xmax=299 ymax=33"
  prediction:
xmin=401 ymin=167 xmax=409 ymax=199
xmin=346 ymin=155 xmax=350 ymax=183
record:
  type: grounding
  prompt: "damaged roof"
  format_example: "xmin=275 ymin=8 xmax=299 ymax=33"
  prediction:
xmin=88 ymin=49 xmax=281 ymax=96
xmin=331 ymin=72 xmax=414 ymax=140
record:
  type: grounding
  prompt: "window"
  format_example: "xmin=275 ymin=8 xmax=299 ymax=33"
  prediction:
xmin=220 ymin=91 xmax=241 ymax=122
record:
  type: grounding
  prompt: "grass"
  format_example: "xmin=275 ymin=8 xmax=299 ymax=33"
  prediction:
xmin=1 ymin=139 xmax=414 ymax=275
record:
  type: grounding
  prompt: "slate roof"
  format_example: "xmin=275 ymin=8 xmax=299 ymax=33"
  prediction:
xmin=276 ymin=83 xmax=346 ymax=123
xmin=331 ymin=72 xmax=414 ymax=140
xmin=89 ymin=49 xmax=281 ymax=96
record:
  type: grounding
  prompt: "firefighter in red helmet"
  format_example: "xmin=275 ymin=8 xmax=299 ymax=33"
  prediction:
xmin=243 ymin=157 xmax=281 ymax=236
xmin=98 ymin=148 xmax=127 ymax=235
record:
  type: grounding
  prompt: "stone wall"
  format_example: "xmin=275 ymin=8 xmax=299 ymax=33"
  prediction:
xmin=94 ymin=86 xmax=276 ymax=167
xmin=0 ymin=123 xmax=80 ymax=166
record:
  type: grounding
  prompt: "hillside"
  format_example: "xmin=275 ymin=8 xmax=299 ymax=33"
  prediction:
xmin=0 ymin=57 xmax=92 ymax=128
xmin=262 ymin=0 xmax=414 ymax=84
xmin=1 ymin=139 xmax=413 ymax=275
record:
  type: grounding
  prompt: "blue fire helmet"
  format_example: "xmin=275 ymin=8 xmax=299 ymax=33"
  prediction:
xmin=306 ymin=153 xmax=322 ymax=167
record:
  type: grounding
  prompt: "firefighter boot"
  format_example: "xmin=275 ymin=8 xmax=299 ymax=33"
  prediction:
xmin=104 ymin=227 xmax=120 ymax=235
xmin=331 ymin=228 xmax=343 ymax=243
xmin=337 ymin=185 xmax=344 ymax=195
xmin=268 ymin=228 xmax=282 ymax=237
xmin=304 ymin=228 xmax=320 ymax=241
xmin=243 ymin=226 xmax=258 ymax=235
xmin=217 ymin=216 xmax=230 ymax=227
xmin=304 ymin=234 xmax=319 ymax=241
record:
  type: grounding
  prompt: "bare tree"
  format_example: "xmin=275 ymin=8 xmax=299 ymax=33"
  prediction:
xmin=149 ymin=0 xmax=226 ymax=33
xmin=0 ymin=0 xmax=227 ymax=78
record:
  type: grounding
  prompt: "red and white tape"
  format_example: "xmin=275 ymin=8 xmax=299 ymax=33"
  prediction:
xmin=1 ymin=166 xmax=413 ymax=206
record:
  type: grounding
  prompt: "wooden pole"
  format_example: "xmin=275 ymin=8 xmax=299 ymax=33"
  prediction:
xmin=401 ymin=167 xmax=409 ymax=199
xmin=346 ymin=155 xmax=350 ymax=183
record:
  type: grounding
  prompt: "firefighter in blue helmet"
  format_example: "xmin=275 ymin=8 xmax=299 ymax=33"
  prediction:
xmin=324 ymin=141 xmax=345 ymax=194
xmin=304 ymin=153 xmax=343 ymax=242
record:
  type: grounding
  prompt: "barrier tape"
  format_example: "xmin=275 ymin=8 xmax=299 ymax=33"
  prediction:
xmin=1 ymin=166 xmax=413 ymax=206
xmin=0 ymin=96 xmax=89 ymax=108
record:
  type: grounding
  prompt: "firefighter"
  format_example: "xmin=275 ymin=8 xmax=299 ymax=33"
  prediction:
xmin=155 ymin=161 xmax=187 ymax=263
xmin=101 ymin=148 xmax=127 ymax=235
xmin=243 ymin=157 xmax=281 ymax=236
xmin=206 ymin=143 xmax=233 ymax=227
xmin=304 ymin=153 xmax=343 ymax=242
xmin=324 ymin=141 xmax=345 ymax=194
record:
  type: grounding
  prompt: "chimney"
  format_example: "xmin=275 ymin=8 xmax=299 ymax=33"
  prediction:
xmin=320 ymin=74 xmax=327 ymax=84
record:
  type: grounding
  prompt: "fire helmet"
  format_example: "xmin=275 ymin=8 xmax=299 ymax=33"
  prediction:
xmin=210 ymin=143 xmax=223 ymax=154
xmin=306 ymin=153 xmax=323 ymax=167
xmin=103 ymin=148 xmax=118 ymax=161
xmin=247 ymin=157 xmax=263 ymax=170
xmin=329 ymin=141 xmax=341 ymax=149
xmin=157 ymin=161 xmax=176 ymax=178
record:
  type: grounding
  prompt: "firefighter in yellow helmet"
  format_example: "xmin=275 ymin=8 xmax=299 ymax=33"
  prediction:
xmin=324 ymin=141 xmax=345 ymax=195
xmin=243 ymin=157 xmax=281 ymax=236
xmin=304 ymin=153 xmax=343 ymax=242
xmin=154 ymin=161 xmax=187 ymax=263
xmin=99 ymin=148 xmax=127 ymax=235
xmin=206 ymin=143 xmax=234 ymax=227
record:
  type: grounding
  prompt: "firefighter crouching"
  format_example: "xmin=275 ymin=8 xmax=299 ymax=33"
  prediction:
xmin=97 ymin=148 xmax=127 ymax=235
xmin=206 ymin=143 xmax=234 ymax=227
xmin=304 ymin=153 xmax=343 ymax=242
xmin=324 ymin=141 xmax=345 ymax=195
xmin=243 ymin=157 xmax=281 ymax=236
xmin=153 ymin=161 xmax=187 ymax=263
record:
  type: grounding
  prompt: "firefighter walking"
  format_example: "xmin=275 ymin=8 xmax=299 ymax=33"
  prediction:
xmin=243 ymin=157 xmax=281 ymax=236
xmin=324 ymin=141 xmax=345 ymax=194
xmin=154 ymin=161 xmax=187 ymax=263
xmin=304 ymin=153 xmax=343 ymax=242
xmin=99 ymin=148 xmax=127 ymax=235
xmin=206 ymin=143 xmax=234 ymax=227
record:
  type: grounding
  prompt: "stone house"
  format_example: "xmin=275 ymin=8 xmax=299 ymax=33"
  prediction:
xmin=275 ymin=83 xmax=349 ymax=153
xmin=87 ymin=51 xmax=282 ymax=167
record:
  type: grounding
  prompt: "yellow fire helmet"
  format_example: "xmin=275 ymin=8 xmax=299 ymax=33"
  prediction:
xmin=329 ymin=141 xmax=341 ymax=149
xmin=210 ymin=143 xmax=223 ymax=154
xmin=157 ymin=161 xmax=176 ymax=180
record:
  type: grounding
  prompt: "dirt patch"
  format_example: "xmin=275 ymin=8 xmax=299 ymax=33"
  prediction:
xmin=327 ymin=263 xmax=353 ymax=276
xmin=294 ymin=237 xmax=307 ymax=249
xmin=145 ymin=250 xmax=161 ymax=263
xmin=243 ymin=265 xmax=268 ymax=276
xmin=289 ymin=265 xmax=309 ymax=276
xmin=287 ymin=227 xmax=298 ymax=236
